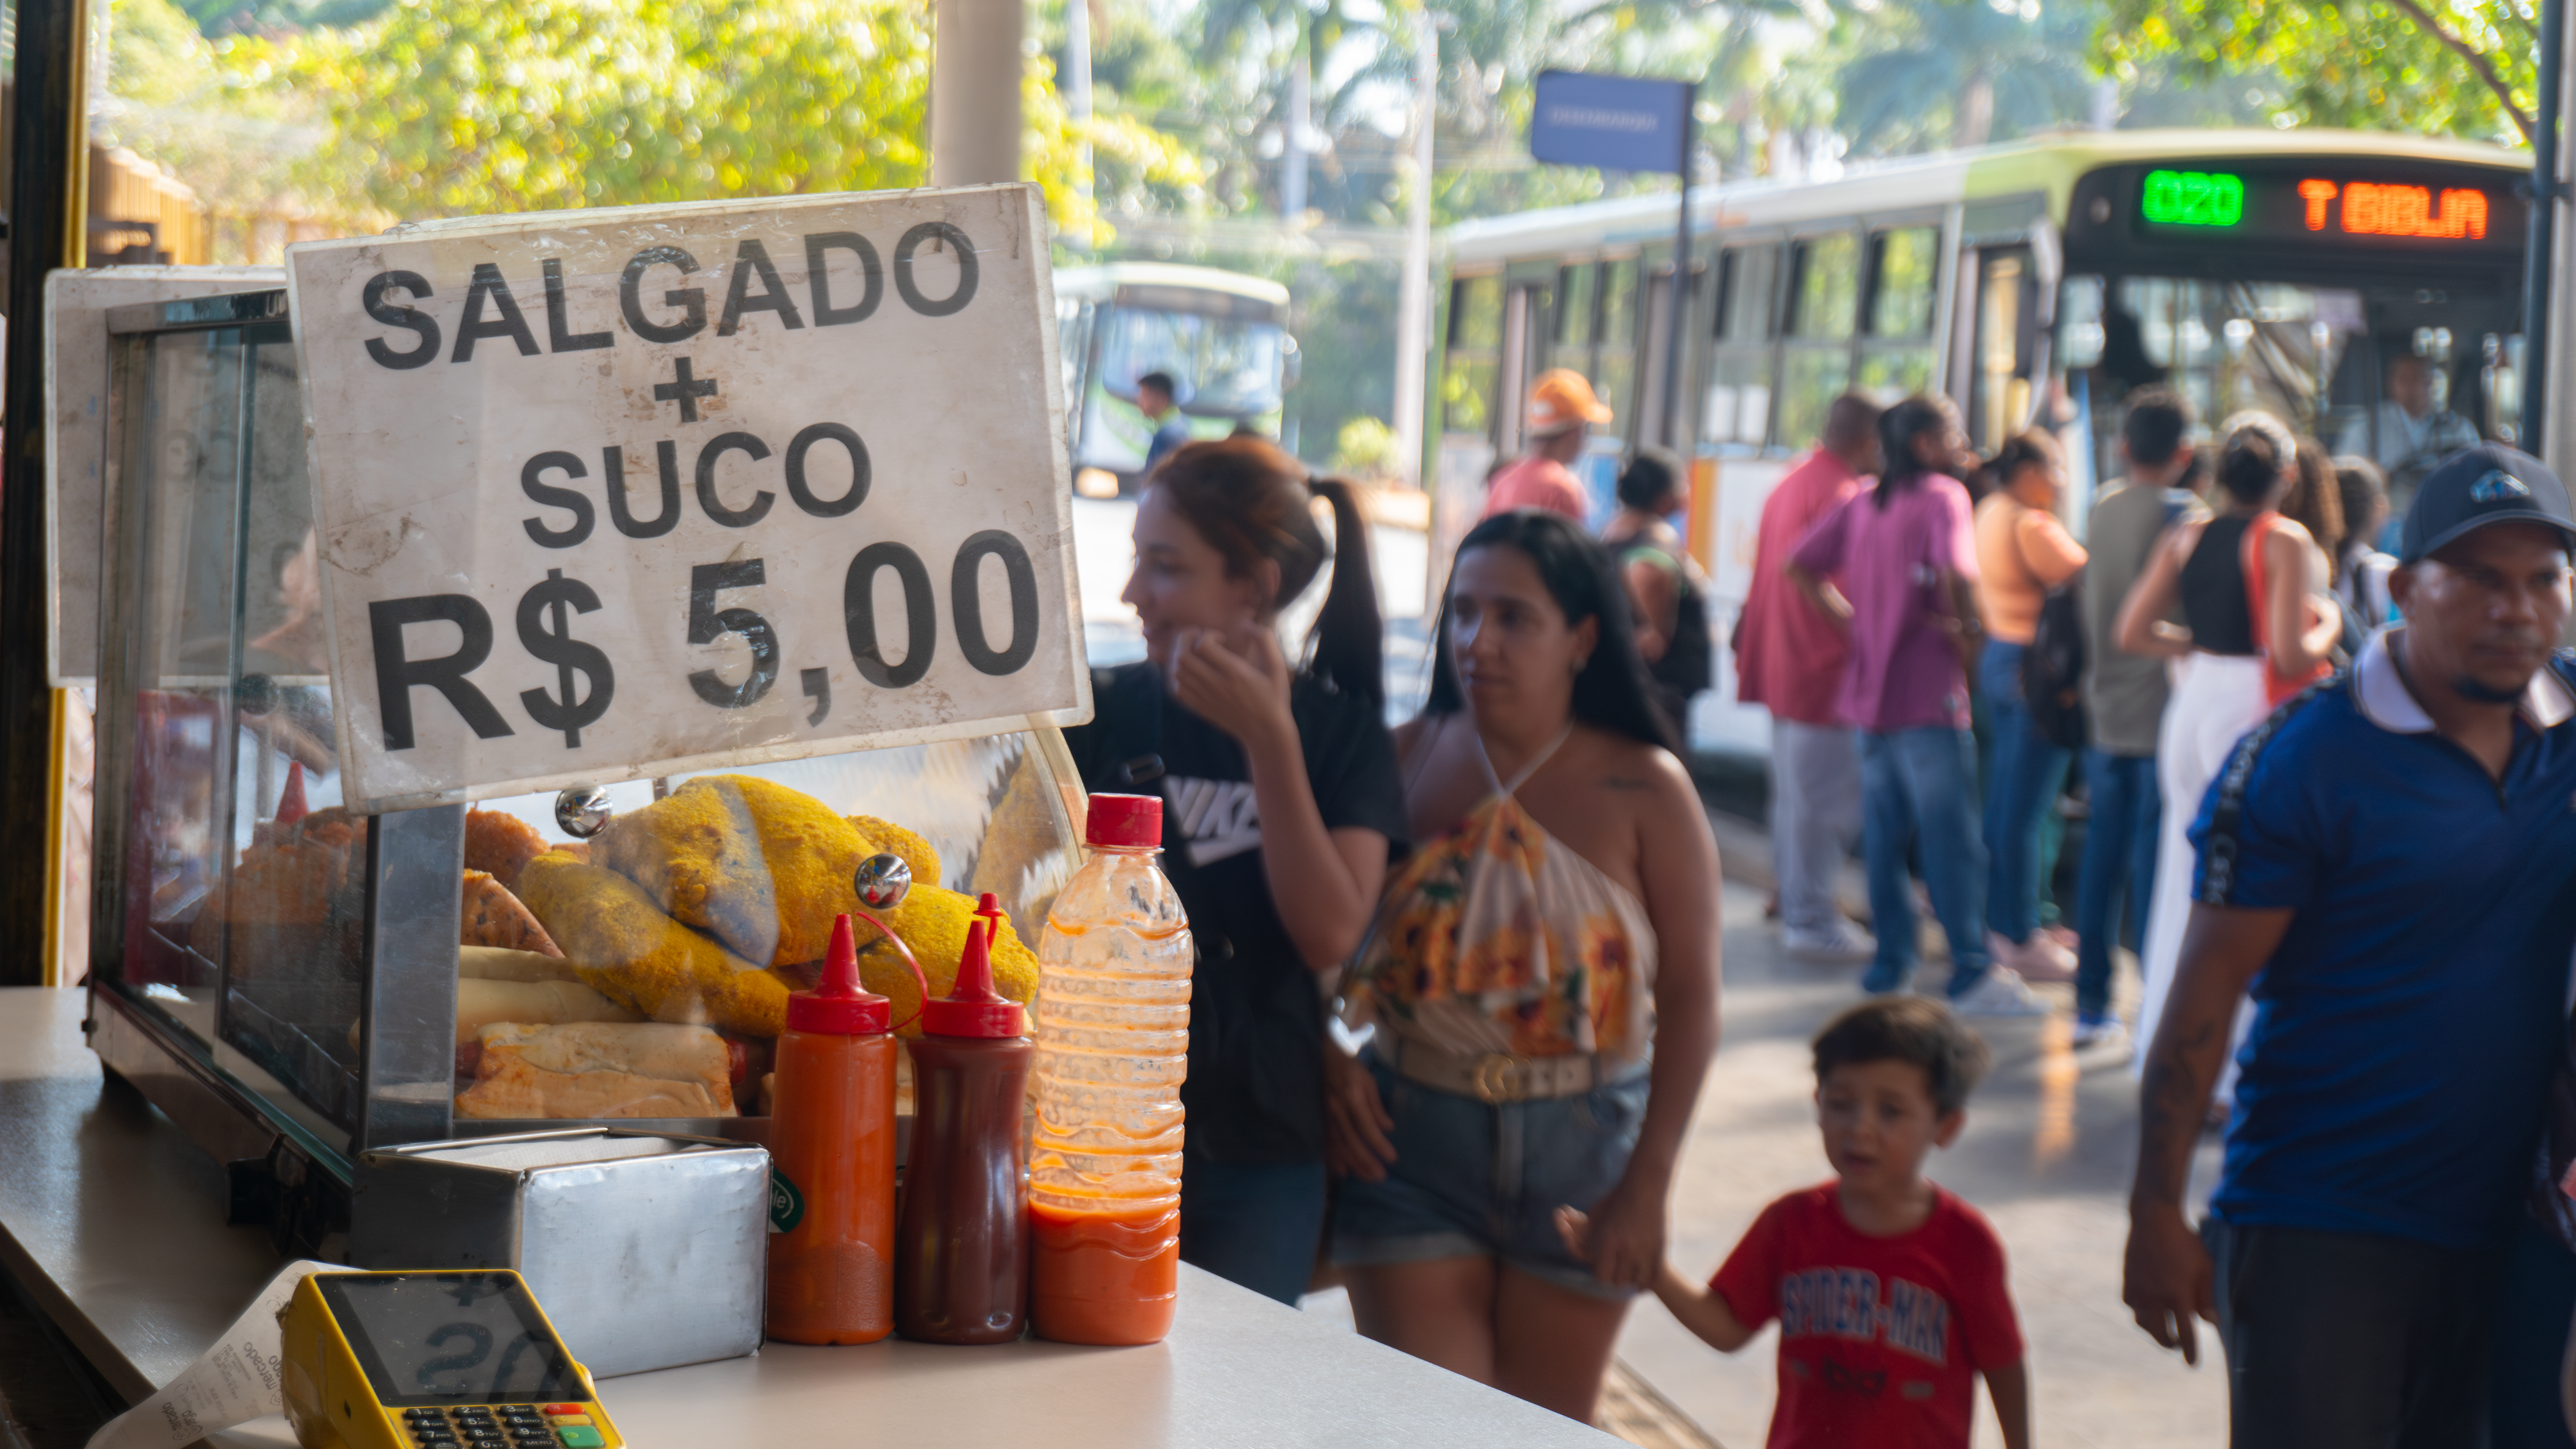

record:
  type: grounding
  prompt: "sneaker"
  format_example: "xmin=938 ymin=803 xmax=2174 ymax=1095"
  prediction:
xmin=1950 ymin=967 xmax=2052 ymax=1018
xmin=1989 ymin=931 xmax=2077 ymax=984
xmin=2071 ymin=1013 xmax=2131 ymax=1056
xmin=1785 ymin=925 xmax=1879 ymax=964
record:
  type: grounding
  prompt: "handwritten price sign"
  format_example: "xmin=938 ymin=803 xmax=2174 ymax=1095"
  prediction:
xmin=288 ymin=185 xmax=1088 ymax=812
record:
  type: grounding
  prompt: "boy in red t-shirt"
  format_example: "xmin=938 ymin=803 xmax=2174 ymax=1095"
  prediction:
xmin=1561 ymin=997 xmax=2030 ymax=1449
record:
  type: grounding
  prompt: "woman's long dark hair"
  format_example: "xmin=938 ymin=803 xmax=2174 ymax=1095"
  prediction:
xmin=1875 ymin=394 xmax=1962 ymax=509
xmin=1149 ymin=436 xmax=1383 ymax=709
xmin=1424 ymin=510 xmax=1679 ymax=753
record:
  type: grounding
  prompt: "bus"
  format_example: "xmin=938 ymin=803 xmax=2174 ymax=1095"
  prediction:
xmin=1429 ymin=129 xmax=2531 ymax=752
xmin=1055 ymin=262 xmax=1300 ymax=493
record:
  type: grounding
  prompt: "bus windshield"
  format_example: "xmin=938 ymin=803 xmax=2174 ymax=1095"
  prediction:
xmin=2059 ymin=273 xmax=2522 ymax=506
xmin=1095 ymin=306 xmax=1286 ymax=418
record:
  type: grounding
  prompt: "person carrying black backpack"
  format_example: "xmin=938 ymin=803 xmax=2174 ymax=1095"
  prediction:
xmin=1603 ymin=448 xmax=1715 ymax=743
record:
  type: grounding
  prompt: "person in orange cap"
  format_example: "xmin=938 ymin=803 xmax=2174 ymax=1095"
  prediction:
xmin=1485 ymin=369 xmax=1611 ymax=521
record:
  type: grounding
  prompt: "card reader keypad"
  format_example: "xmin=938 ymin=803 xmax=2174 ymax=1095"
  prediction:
xmin=404 ymin=1407 xmax=605 ymax=1449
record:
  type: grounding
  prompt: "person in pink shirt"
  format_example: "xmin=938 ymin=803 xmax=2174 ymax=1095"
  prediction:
xmin=1484 ymin=370 xmax=1609 ymax=521
xmin=1786 ymin=395 xmax=2047 ymax=1019
xmin=1735 ymin=394 xmax=1883 ymax=962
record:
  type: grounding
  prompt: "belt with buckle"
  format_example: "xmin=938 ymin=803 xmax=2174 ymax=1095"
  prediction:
xmin=1386 ymin=1036 xmax=1604 ymax=1104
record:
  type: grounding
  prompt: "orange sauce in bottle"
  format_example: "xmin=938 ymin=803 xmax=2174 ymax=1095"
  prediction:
xmin=765 ymin=914 xmax=897 ymax=1345
xmin=1027 ymin=1199 xmax=1180 ymax=1346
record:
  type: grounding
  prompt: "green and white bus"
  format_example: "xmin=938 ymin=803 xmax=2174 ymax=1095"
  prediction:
xmin=1055 ymin=262 xmax=1299 ymax=492
xmin=1430 ymin=128 xmax=2531 ymax=751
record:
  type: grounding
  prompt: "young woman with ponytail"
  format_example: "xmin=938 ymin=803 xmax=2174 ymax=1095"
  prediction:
xmin=1057 ymin=435 xmax=1406 ymax=1306
xmin=2114 ymin=411 xmax=2339 ymax=1095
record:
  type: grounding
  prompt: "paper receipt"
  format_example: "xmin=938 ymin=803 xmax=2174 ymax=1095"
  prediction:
xmin=85 ymin=1259 xmax=349 ymax=1449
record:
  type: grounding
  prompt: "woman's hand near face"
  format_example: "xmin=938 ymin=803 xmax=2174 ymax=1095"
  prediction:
xmin=1170 ymin=624 xmax=1295 ymax=751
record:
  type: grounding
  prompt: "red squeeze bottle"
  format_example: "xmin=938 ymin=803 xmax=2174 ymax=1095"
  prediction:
xmin=895 ymin=894 xmax=1036 ymax=1344
xmin=765 ymin=914 xmax=899 ymax=1345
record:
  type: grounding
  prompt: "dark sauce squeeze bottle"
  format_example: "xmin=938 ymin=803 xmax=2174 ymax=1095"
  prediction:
xmin=896 ymin=894 xmax=1036 ymax=1344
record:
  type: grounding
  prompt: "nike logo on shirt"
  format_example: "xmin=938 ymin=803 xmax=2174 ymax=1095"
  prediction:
xmin=1164 ymin=776 xmax=1261 ymax=865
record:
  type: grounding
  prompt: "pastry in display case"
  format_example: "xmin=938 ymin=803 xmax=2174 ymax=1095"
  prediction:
xmin=79 ymin=289 xmax=1089 ymax=1255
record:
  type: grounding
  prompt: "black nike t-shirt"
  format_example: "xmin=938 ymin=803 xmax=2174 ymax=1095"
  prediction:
xmin=1060 ymin=661 xmax=1407 ymax=1165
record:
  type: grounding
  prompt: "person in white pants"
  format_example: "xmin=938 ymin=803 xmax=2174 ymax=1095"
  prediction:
xmin=1735 ymin=395 xmax=1883 ymax=961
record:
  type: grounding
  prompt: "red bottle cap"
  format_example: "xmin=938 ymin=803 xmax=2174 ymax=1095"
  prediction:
xmin=919 ymin=894 xmax=1026 ymax=1038
xmin=276 ymin=760 xmax=310 ymax=825
xmin=785 ymin=914 xmax=891 ymax=1035
xmin=1085 ymin=793 xmax=1162 ymax=849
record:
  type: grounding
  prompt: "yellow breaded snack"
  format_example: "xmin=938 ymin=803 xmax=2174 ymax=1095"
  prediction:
xmin=847 ymin=815 xmax=941 ymax=889
xmin=518 ymin=852 xmax=791 ymax=1037
xmin=594 ymin=775 xmax=872 ymax=967
xmin=858 ymin=885 xmax=1039 ymax=1037
xmin=462 ymin=870 xmax=561 ymax=956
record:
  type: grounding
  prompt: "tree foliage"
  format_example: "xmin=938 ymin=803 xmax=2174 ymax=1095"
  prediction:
xmin=2093 ymin=0 xmax=2537 ymax=145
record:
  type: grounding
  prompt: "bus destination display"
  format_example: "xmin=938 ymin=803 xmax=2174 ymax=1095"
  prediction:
xmin=2132 ymin=164 xmax=2514 ymax=254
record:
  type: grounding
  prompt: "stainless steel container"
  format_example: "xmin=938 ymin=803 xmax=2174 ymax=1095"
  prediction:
xmin=351 ymin=1128 xmax=767 ymax=1377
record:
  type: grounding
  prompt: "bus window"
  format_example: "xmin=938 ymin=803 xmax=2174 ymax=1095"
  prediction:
xmin=1778 ymin=231 xmax=1860 ymax=450
xmin=1971 ymin=249 xmax=2036 ymax=451
xmin=1557 ymin=263 xmax=1597 ymax=364
xmin=1790 ymin=233 xmax=1859 ymax=339
xmin=1597 ymin=257 xmax=1640 ymax=426
xmin=1867 ymin=228 xmax=1939 ymax=337
xmin=1715 ymin=245 xmax=1779 ymax=343
xmin=1444 ymin=275 xmax=1504 ymax=437
xmin=1859 ymin=226 xmax=1939 ymax=404
xmin=1094 ymin=306 xmax=1287 ymax=417
xmin=1706 ymin=244 xmax=1780 ymax=455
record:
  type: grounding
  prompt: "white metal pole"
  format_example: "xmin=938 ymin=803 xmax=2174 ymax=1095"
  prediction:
xmin=1391 ymin=10 xmax=1437 ymax=488
xmin=932 ymin=0 xmax=1027 ymax=186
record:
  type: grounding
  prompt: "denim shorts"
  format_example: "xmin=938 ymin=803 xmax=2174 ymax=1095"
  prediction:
xmin=1330 ymin=1049 xmax=1652 ymax=1300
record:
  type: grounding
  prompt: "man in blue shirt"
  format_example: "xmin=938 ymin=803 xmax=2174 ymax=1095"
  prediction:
xmin=2124 ymin=444 xmax=2576 ymax=1447
xmin=1139 ymin=370 xmax=1192 ymax=475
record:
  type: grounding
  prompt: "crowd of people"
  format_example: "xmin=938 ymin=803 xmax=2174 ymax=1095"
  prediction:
xmin=1078 ymin=358 xmax=2576 ymax=1447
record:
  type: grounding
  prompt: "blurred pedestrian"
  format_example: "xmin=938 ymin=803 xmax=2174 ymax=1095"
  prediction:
xmin=2286 ymin=435 xmax=2347 ymax=584
xmin=1138 ymin=370 xmax=1193 ymax=473
xmin=1971 ymin=428 xmax=2086 ymax=984
xmin=2124 ymin=446 xmax=2576 ymax=1448
xmin=1060 ymin=436 xmax=1406 ymax=1304
xmin=2070 ymin=388 xmax=2203 ymax=1055
xmin=1601 ymin=447 xmax=1714 ymax=743
xmin=2116 ymin=412 xmax=2339 ymax=1098
xmin=1563 ymin=997 xmax=2031 ymax=1449
xmin=1485 ymin=369 xmax=1610 ymax=521
xmin=1736 ymin=394 xmax=1882 ymax=964
xmin=1785 ymin=394 xmax=2047 ymax=1017
xmin=1328 ymin=510 xmax=1720 ymax=1425
xmin=2334 ymin=456 xmax=2399 ymax=627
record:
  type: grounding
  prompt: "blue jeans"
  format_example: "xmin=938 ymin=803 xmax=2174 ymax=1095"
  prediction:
xmin=2073 ymin=749 xmax=2160 ymax=1020
xmin=1859 ymin=727 xmax=1993 ymax=996
xmin=1179 ymin=1149 xmax=1327 ymax=1306
xmin=1978 ymin=640 xmax=2071 ymax=945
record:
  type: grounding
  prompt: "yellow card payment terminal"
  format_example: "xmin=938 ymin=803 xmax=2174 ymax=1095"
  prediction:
xmin=280 ymin=1271 xmax=625 ymax=1449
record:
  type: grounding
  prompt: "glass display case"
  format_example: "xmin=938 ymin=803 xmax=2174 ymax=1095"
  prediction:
xmin=83 ymin=289 xmax=1089 ymax=1254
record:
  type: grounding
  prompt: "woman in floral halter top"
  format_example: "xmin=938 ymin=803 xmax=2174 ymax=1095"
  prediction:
xmin=1328 ymin=510 xmax=1722 ymax=1425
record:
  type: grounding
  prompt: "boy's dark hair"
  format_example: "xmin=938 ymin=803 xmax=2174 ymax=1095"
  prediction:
xmin=1811 ymin=997 xmax=1992 ymax=1117
xmin=1137 ymin=370 xmax=1177 ymax=398
xmin=2122 ymin=386 xmax=2193 ymax=469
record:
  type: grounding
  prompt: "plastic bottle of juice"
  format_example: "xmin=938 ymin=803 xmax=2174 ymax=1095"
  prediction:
xmin=1028 ymin=793 xmax=1192 ymax=1345
xmin=895 ymin=893 xmax=1035 ymax=1344
xmin=765 ymin=913 xmax=898 ymax=1344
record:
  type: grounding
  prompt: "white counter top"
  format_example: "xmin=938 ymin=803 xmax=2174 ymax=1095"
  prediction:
xmin=0 ymin=988 xmax=1621 ymax=1447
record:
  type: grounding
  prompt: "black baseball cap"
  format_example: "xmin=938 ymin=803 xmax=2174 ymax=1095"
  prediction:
xmin=2398 ymin=444 xmax=2576 ymax=564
